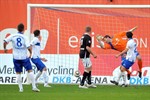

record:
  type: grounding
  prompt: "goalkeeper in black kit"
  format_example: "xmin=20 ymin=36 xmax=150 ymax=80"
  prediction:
xmin=79 ymin=26 xmax=97 ymax=89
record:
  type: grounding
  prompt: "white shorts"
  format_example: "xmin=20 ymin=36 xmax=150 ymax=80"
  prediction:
xmin=81 ymin=58 xmax=92 ymax=68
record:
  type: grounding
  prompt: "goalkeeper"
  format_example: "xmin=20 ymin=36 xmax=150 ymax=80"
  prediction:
xmin=96 ymin=26 xmax=142 ymax=79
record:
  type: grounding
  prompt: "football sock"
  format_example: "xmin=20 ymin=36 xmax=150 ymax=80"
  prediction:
xmin=80 ymin=71 xmax=88 ymax=86
xmin=17 ymin=74 xmax=23 ymax=90
xmin=28 ymin=72 xmax=37 ymax=89
xmin=138 ymin=60 xmax=142 ymax=72
xmin=116 ymin=68 xmax=122 ymax=83
xmin=35 ymin=71 xmax=42 ymax=83
xmin=42 ymin=71 xmax=49 ymax=85
xmin=87 ymin=71 xmax=91 ymax=84
xmin=122 ymin=72 xmax=127 ymax=84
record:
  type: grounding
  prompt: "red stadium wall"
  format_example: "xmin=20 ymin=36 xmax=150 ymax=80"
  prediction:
xmin=0 ymin=0 xmax=150 ymax=30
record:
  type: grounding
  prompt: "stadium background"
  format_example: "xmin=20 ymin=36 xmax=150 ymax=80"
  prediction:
xmin=0 ymin=0 xmax=150 ymax=85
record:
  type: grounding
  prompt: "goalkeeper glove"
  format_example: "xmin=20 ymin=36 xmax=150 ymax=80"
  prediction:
xmin=96 ymin=35 xmax=104 ymax=41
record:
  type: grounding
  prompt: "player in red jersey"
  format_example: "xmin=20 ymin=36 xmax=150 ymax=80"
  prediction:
xmin=96 ymin=26 xmax=142 ymax=80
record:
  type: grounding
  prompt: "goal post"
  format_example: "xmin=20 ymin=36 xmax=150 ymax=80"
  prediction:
xmin=27 ymin=4 xmax=150 ymax=85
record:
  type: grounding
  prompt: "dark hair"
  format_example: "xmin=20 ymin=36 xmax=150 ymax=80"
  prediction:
xmin=104 ymin=35 xmax=111 ymax=39
xmin=85 ymin=26 xmax=91 ymax=32
xmin=17 ymin=23 xmax=24 ymax=32
xmin=34 ymin=30 xmax=40 ymax=37
xmin=126 ymin=31 xmax=133 ymax=38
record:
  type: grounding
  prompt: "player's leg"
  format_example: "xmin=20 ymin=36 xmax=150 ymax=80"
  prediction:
xmin=87 ymin=70 xmax=92 ymax=85
xmin=110 ymin=66 xmax=121 ymax=85
xmin=31 ymin=58 xmax=42 ymax=84
xmin=120 ymin=66 xmax=127 ymax=87
xmin=13 ymin=59 xmax=23 ymax=92
xmin=111 ymin=66 xmax=127 ymax=87
xmin=86 ymin=58 xmax=96 ymax=88
xmin=23 ymin=58 xmax=40 ymax=92
xmin=121 ymin=54 xmax=131 ymax=80
xmin=79 ymin=58 xmax=96 ymax=88
xmin=31 ymin=58 xmax=50 ymax=87
xmin=16 ymin=73 xmax=23 ymax=92
xmin=42 ymin=68 xmax=51 ymax=87
xmin=35 ymin=71 xmax=42 ymax=84
xmin=126 ymin=69 xmax=131 ymax=80
xmin=86 ymin=68 xmax=97 ymax=88
xmin=136 ymin=54 xmax=142 ymax=78
xmin=120 ymin=60 xmax=134 ymax=87
xmin=79 ymin=58 xmax=89 ymax=89
xmin=79 ymin=71 xmax=88 ymax=88
xmin=111 ymin=59 xmax=132 ymax=86
xmin=31 ymin=58 xmax=42 ymax=85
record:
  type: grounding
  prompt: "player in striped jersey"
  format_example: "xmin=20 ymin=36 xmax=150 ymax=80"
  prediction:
xmin=30 ymin=30 xmax=51 ymax=87
xmin=3 ymin=23 xmax=40 ymax=92
xmin=114 ymin=32 xmax=138 ymax=87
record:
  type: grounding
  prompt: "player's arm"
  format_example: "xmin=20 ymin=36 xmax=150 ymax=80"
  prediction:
xmin=26 ymin=37 xmax=32 ymax=58
xmin=3 ymin=35 xmax=12 ymax=53
xmin=96 ymin=35 xmax=112 ymax=49
xmin=98 ymin=41 xmax=104 ymax=49
xmin=86 ymin=46 xmax=97 ymax=58
xmin=128 ymin=26 xmax=138 ymax=32
xmin=3 ymin=41 xmax=8 ymax=53
xmin=115 ymin=48 xmax=128 ymax=58
xmin=28 ymin=46 xmax=32 ymax=58
xmin=119 ymin=26 xmax=138 ymax=37
xmin=41 ymin=58 xmax=47 ymax=62
xmin=96 ymin=35 xmax=104 ymax=48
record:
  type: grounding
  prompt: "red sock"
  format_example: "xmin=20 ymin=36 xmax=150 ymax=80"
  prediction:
xmin=138 ymin=60 xmax=142 ymax=72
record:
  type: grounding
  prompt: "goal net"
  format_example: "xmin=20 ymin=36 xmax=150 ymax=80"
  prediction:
xmin=28 ymin=4 xmax=150 ymax=84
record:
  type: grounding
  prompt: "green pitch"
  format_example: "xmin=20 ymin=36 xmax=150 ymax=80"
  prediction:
xmin=0 ymin=84 xmax=150 ymax=100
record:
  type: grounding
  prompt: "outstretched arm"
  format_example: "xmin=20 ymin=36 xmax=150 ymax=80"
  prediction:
xmin=128 ymin=26 xmax=138 ymax=32
xmin=115 ymin=48 xmax=128 ymax=58
xmin=96 ymin=35 xmax=104 ymax=48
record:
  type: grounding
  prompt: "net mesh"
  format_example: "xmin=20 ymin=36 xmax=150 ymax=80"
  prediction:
xmin=30 ymin=7 xmax=150 ymax=76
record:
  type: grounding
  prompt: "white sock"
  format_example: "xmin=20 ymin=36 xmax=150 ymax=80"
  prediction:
xmin=26 ymin=73 xmax=31 ymax=84
xmin=28 ymin=72 xmax=36 ymax=89
xmin=17 ymin=74 xmax=23 ymax=90
xmin=112 ymin=66 xmax=120 ymax=81
xmin=35 ymin=71 xmax=42 ymax=83
xmin=42 ymin=71 xmax=49 ymax=86
xmin=116 ymin=68 xmax=122 ymax=83
xmin=122 ymin=72 xmax=127 ymax=85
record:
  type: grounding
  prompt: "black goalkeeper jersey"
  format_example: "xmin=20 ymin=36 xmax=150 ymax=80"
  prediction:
xmin=79 ymin=33 xmax=91 ymax=58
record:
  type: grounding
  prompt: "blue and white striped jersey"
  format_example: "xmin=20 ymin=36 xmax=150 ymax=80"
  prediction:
xmin=30 ymin=37 xmax=41 ymax=59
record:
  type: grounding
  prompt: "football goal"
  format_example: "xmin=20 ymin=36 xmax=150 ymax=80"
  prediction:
xmin=27 ymin=4 xmax=150 ymax=84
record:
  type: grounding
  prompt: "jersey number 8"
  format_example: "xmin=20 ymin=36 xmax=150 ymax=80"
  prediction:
xmin=15 ymin=37 xmax=24 ymax=48
xmin=16 ymin=38 xmax=22 ymax=47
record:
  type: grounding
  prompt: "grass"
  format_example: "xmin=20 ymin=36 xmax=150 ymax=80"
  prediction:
xmin=0 ymin=84 xmax=150 ymax=100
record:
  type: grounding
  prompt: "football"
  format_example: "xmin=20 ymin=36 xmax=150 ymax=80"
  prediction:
xmin=74 ymin=70 xmax=80 ymax=77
